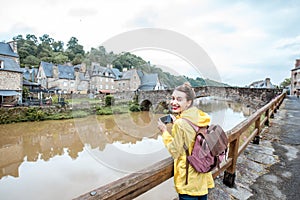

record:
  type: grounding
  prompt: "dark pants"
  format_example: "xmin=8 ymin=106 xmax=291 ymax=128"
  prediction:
xmin=179 ymin=194 xmax=208 ymax=200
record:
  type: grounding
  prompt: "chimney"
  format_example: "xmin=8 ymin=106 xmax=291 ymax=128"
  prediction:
xmin=53 ymin=65 xmax=59 ymax=78
xmin=8 ymin=41 xmax=18 ymax=54
xmin=107 ymin=64 xmax=113 ymax=69
xmin=265 ymin=78 xmax=271 ymax=85
xmin=295 ymin=59 xmax=300 ymax=68
xmin=81 ymin=63 xmax=86 ymax=72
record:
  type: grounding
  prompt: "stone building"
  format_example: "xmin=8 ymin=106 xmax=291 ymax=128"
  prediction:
xmin=36 ymin=60 xmax=163 ymax=96
xmin=37 ymin=61 xmax=90 ymax=94
xmin=90 ymin=62 xmax=121 ymax=94
xmin=0 ymin=41 xmax=23 ymax=106
xmin=115 ymin=69 xmax=141 ymax=92
xmin=291 ymin=59 xmax=300 ymax=96
xmin=114 ymin=68 xmax=165 ymax=92
xmin=248 ymin=78 xmax=275 ymax=88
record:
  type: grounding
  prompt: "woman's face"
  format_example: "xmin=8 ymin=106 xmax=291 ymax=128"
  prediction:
xmin=170 ymin=90 xmax=192 ymax=113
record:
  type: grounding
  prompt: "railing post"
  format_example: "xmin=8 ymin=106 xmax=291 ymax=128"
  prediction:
xmin=273 ymin=100 xmax=278 ymax=114
xmin=270 ymin=103 xmax=275 ymax=118
xmin=223 ymin=137 xmax=239 ymax=187
xmin=264 ymin=109 xmax=270 ymax=126
xmin=253 ymin=117 xmax=261 ymax=144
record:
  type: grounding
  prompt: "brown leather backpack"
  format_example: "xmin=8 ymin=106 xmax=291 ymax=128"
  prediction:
xmin=183 ymin=119 xmax=228 ymax=184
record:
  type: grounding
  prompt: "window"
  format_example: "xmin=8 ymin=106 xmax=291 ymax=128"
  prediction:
xmin=63 ymin=81 xmax=67 ymax=87
xmin=106 ymin=78 xmax=108 ymax=82
xmin=0 ymin=60 xmax=4 ymax=68
xmin=70 ymin=82 xmax=75 ymax=87
xmin=105 ymin=85 xmax=109 ymax=89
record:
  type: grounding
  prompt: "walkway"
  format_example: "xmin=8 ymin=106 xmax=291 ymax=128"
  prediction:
xmin=209 ymin=95 xmax=300 ymax=200
xmin=249 ymin=95 xmax=300 ymax=199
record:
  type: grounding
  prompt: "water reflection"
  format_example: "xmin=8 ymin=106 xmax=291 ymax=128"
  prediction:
xmin=195 ymin=97 xmax=252 ymax=131
xmin=0 ymin=112 xmax=165 ymax=180
xmin=0 ymin=98 xmax=251 ymax=200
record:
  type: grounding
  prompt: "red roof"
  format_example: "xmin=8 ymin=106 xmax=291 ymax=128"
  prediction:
xmin=99 ymin=90 xmax=114 ymax=94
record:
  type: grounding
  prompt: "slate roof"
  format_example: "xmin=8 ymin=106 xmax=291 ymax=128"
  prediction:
xmin=121 ymin=70 xmax=135 ymax=80
xmin=0 ymin=42 xmax=18 ymax=58
xmin=92 ymin=63 xmax=106 ymax=75
xmin=79 ymin=72 xmax=89 ymax=81
xmin=249 ymin=79 xmax=275 ymax=89
xmin=40 ymin=61 xmax=54 ymax=78
xmin=22 ymin=67 xmax=38 ymax=81
xmin=111 ymin=68 xmax=122 ymax=79
xmin=139 ymin=74 xmax=159 ymax=90
xmin=291 ymin=66 xmax=300 ymax=71
xmin=58 ymin=65 xmax=75 ymax=80
xmin=0 ymin=57 xmax=22 ymax=73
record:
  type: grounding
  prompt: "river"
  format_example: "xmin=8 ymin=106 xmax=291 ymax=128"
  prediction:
xmin=0 ymin=97 xmax=252 ymax=200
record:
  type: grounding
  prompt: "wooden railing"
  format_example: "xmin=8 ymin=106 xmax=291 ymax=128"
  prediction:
xmin=74 ymin=92 xmax=286 ymax=200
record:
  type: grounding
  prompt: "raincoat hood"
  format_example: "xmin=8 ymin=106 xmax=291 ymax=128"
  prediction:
xmin=178 ymin=106 xmax=210 ymax=127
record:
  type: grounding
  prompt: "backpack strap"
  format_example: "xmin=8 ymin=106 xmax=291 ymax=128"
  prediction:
xmin=182 ymin=118 xmax=207 ymax=185
xmin=182 ymin=118 xmax=208 ymax=135
xmin=183 ymin=143 xmax=189 ymax=185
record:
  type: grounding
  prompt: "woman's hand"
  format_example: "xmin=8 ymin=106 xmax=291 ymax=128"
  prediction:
xmin=157 ymin=119 xmax=167 ymax=133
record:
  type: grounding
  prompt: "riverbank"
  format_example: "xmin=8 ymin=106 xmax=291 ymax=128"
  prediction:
xmin=0 ymin=96 xmax=148 ymax=124
xmin=208 ymin=95 xmax=299 ymax=199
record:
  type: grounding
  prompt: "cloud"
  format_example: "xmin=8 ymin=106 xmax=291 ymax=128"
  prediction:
xmin=1 ymin=0 xmax=299 ymax=86
xmin=68 ymin=7 xmax=98 ymax=17
xmin=275 ymin=35 xmax=300 ymax=50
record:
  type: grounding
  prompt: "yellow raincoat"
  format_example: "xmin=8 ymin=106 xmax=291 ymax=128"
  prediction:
xmin=162 ymin=106 xmax=214 ymax=196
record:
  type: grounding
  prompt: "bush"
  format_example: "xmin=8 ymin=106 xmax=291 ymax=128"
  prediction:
xmin=51 ymin=95 xmax=59 ymax=104
xmin=105 ymin=95 xmax=115 ymax=106
xmin=96 ymin=107 xmax=113 ymax=115
xmin=25 ymin=107 xmax=46 ymax=121
xmin=129 ymin=104 xmax=141 ymax=112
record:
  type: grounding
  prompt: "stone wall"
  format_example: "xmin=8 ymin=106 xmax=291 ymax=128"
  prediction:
xmin=114 ymin=86 xmax=282 ymax=110
xmin=0 ymin=71 xmax=22 ymax=90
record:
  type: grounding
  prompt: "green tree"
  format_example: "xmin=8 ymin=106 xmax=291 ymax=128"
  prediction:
xmin=112 ymin=52 xmax=147 ymax=71
xmin=280 ymin=78 xmax=291 ymax=88
xmin=23 ymin=55 xmax=40 ymax=67
xmin=52 ymin=52 xmax=68 ymax=64
xmin=66 ymin=37 xmax=85 ymax=62
xmin=52 ymin=41 xmax=64 ymax=52
xmin=39 ymin=34 xmax=54 ymax=45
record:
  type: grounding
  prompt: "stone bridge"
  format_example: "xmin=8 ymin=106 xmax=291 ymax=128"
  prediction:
xmin=114 ymin=86 xmax=282 ymax=111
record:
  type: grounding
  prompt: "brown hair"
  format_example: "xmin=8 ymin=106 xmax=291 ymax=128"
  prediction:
xmin=175 ymin=82 xmax=196 ymax=104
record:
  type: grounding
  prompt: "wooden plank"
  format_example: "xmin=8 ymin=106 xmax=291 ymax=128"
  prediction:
xmin=238 ymin=128 xmax=258 ymax=156
xmin=212 ymin=158 xmax=233 ymax=178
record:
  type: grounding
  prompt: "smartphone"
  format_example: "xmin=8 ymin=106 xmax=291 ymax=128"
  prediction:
xmin=160 ymin=114 xmax=173 ymax=124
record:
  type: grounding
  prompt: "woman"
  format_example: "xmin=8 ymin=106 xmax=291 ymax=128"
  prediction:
xmin=157 ymin=82 xmax=213 ymax=200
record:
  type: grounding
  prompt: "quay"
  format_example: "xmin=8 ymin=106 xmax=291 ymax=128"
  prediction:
xmin=210 ymin=95 xmax=300 ymax=200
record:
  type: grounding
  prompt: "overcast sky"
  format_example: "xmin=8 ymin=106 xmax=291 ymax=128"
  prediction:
xmin=1 ymin=0 xmax=300 ymax=86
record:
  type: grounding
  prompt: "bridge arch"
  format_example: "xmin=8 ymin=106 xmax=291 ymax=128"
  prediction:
xmin=139 ymin=99 xmax=152 ymax=111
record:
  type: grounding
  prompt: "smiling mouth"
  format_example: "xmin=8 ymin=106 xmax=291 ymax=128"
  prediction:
xmin=172 ymin=105 xmax=180 ymax=111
